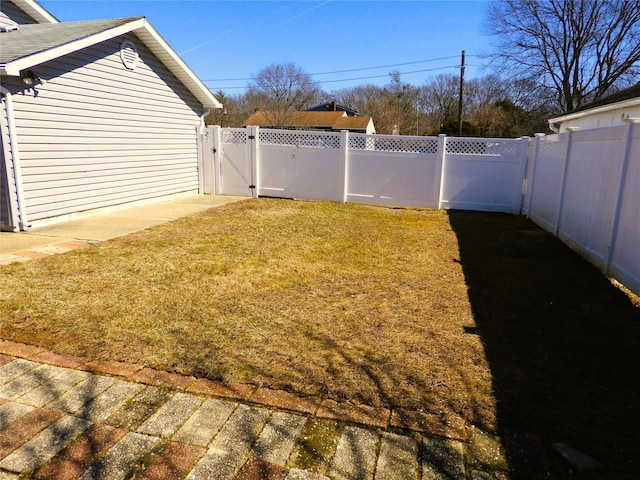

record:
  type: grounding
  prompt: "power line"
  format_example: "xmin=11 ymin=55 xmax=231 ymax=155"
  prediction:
xmin=318 ymin=65 xmax=461 ymax=85
xmin=207 ymin=64 xmax=460 ymax=90
xmin=203 ymin=55 xmax=476 ymax=82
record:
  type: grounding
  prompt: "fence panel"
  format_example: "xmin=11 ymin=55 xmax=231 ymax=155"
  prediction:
xmin=527 ymin=134 xmax=569 ymax=231
xmin=209 ymin=124 xmax=639 ymax=294
xmin=608 ymin=124 xmax=640 ymax=294
xmin=440 ymin=138 xmax=528 ymax=214
xmin=346 ymin=134 xmax=441 ymax=208
xmin=257 ymin=129 xmax=344 ymax=202
xmin=218 ymin=128 xmax=253 ymax=196
xmin=556 ymin=126 xmax=626 ymax=269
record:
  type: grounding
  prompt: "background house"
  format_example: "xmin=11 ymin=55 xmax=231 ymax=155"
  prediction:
xmin=548 ymin=83 xmax=640 ymax=133
xmin=0 ymin=0 xmax=221 ymax=231
xmin=306 ymin=101 xmax=359 ymax=117
xmin=243 ymin=110 xmax=376 ymax=134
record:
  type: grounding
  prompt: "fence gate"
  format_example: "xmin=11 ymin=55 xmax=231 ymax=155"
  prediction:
xmin=210 ymin=126 xmax=256 ymax=197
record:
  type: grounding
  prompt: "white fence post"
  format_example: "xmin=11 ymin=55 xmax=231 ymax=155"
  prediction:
xmin=605 ymin=118 xmax=639 ymax=275
xmin=436 ymin=134 xmax=447 ymax=210
xmin=196 ymin=125 xmax=204 ymax=194
xmin=524 ymin=133 xmax=545 ymax=218
xmin=340 ymin=130 xmax=349 ymax=203
xmin=211 ymin=125 xmax=221 ymax=195
xmin=249 ymin=125 xmax=259 ymax=198
xmin=554 ymin=127 xmax=579 ymax=236
xmin=515 ymin=136 xmax=530 ymax=214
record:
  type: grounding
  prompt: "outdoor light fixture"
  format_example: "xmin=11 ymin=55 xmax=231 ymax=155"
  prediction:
xmin=20 ymin=70 xmax=42 ymax=86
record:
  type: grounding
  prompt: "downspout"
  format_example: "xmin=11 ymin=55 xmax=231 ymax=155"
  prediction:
xmin=199 ymin=108 xmax=211 ymax=133
xmin=0 ymin=87 xmax=30 ymax=230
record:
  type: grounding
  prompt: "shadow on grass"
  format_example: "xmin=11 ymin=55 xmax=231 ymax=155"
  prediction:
xmin=448 ymin=210 xmax=640 ymax=476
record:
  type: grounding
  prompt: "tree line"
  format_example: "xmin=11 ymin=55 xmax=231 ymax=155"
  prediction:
xmin=207 ymin=0 xmax=640 ymax=138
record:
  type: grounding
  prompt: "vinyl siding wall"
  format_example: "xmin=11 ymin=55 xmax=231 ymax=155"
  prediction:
xmin=7 ymin=33 xmax=203 ymax=223
xmin=0 ymin=1 xmax=38 ymax=24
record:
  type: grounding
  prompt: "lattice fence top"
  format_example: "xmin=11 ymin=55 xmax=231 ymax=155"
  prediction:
xmin=221 ymin=129 xmax=247 ymax=145
xmin=259 ymin=130 xmax=341 ymax=149
xmin=537 ymin=137 xmax=568 ymax=159
xmin=349 ymin=134 xmax=438 ymax=154
xmin=445 ymin=139 xmax=520 ymax=156
xmin=217 ymin=127 xmax=526 ymax=157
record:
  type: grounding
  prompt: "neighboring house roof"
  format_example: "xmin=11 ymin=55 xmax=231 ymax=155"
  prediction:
xmin=0 ymin=16 xmax=222 ymax=109
xmin=11 ymin=0 xmax=58 ymax=24
xmin=333 ymin=116 xmax=373 ymax=130
xmin=306 ymin=101 xmax=359 ymax=117
xmin=243 ymin=111 xmax=374 ymax=132
xmin=548 ymin=82 xmax=640 ymax=131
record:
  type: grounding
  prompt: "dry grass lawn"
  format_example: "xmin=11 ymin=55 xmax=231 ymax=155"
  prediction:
xmin=1 ymin=198 xmax=640 ymax=472
xmin=0 ymin=199 xmax=493 ymax=427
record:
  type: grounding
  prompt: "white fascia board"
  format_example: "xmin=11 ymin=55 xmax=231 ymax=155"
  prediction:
xmin=132 ymin=21 xmax=221 ymax=109
xmin=549 ymin=97 xmax=640 ymax=124
xmin=2 ymin=18 xmax=147 ymax=76
xmin=13 ymin=0 xmax=59 ymax=23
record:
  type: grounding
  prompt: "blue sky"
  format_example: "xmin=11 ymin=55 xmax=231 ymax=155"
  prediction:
xmin=39 ymin=1 xmax=492 ymax=96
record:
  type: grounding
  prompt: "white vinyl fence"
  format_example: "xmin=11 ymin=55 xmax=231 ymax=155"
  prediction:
xmin=524 ymin=120 xmax=640 ymax=296
xmin=199 ymin=121 xmax=639 ymax=296
xmin=205 ymin=125 xmax=529 ymax=214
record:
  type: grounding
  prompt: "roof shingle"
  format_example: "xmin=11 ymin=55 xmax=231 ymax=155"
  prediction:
xmin=0 ymin=18 xmax=141 ymax=64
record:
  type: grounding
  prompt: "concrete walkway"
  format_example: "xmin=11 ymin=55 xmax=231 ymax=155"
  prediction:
xmin=0 ymin=194 xmax=248 ymax=265
xmin=0 ymin=340 xmax=510 ymax=480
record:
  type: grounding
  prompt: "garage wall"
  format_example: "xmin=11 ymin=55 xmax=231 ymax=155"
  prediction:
xmin=7 ymin=32 xmax=203 ymax=223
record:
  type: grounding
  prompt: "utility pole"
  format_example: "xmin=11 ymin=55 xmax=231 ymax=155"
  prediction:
xmin=458 ymin=50 xmax=465 ymax=136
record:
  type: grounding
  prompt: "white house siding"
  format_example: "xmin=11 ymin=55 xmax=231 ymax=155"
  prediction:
xmin=6 ymin=32 xmax=203 ymax=223
xmin=0 ymin=1 xmax=38 ymax=24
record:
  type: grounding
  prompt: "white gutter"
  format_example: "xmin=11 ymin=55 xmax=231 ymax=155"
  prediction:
xmin=199 ymin=108 xmax=211 ymax=133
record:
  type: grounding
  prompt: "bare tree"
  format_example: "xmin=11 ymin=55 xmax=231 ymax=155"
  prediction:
xmin=419 ymin=74 xmax=460 ymax=132
xmin=485 ymin=0 xmax=640 ymax=111
xmin=204 ymin=91 xmax=250 ymax=127
xmin=246 ymin=63 xmax=321 ymax=127
xmin=333 ymin=84 xmax=397 ymax=134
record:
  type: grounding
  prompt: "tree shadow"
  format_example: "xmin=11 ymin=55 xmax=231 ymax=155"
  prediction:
xmin=447 ymin=210 xmax=640 ymax=476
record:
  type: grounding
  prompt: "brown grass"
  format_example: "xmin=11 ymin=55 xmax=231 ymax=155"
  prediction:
xmin=1 ymin=199 xmax=639 ymax=472
xmin=0 ymin=200 xmax=493 ymax=425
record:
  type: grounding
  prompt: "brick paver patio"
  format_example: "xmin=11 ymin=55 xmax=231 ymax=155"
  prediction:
xmin=0 ymin=340 xmax=510 ymax=479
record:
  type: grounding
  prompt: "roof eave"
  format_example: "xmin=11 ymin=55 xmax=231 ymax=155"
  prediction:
xmin=548 ymin=97 xmax=640 ymax=125
xmin=13 ymin=0 xmax=59 ymax=23
xmin=1 ymin=17 xmax=221 ymax=109
xmin=1 ymin=18 xmax=148 ymax=76
xmin=131 ymin=21 xmax=221 ymax=109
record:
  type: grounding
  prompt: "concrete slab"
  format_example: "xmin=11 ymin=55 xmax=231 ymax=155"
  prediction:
xmin=0 ymin=195 xmax=248 ymax=261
